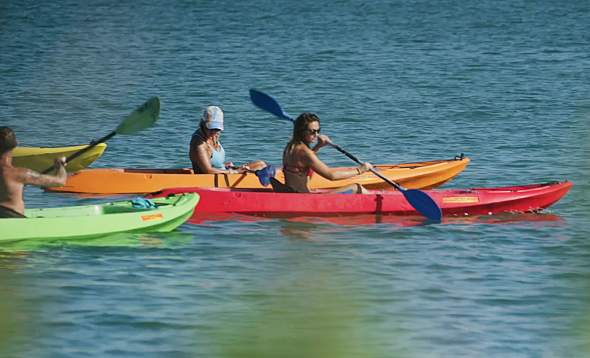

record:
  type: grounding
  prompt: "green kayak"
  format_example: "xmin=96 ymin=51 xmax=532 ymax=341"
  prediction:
xmin=0 ymin=193 xmax=199 ymax=243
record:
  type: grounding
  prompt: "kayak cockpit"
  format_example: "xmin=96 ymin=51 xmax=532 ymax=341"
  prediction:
xmin=122 ymin=168 xmax=194 ymax=174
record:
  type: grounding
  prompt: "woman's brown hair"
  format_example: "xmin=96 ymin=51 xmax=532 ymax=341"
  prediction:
xmin=284 ymin=112 xmax=320 ymax=154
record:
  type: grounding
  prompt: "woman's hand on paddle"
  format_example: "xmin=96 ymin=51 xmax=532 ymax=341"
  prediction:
xmin=236 ymin=164 xmax=250 ymax=173
xmin=225 ymin=162 xmax=250 ymax=174
xmin=358 ymin=162 xmax=373 ymax=174
xmin=317 ymin=134 xmax=332 ymax=146
xmin=313 ymin=134 xmax=332 ymax=151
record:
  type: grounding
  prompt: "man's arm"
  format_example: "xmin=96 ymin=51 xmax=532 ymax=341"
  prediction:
xmin=16 ymin=159 xmax=67 ymax=187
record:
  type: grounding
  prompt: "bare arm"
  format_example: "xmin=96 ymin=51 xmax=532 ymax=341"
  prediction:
xmin=192 ymin=143 xmax=236 ymax=174
xmin=16 ymin=160 xmax=67 ymax=187
xmin=305 ymin=147 xmax=372 ymax=181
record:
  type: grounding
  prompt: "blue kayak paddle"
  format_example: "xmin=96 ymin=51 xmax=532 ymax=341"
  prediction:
xmin=42 ymin=97 xmax=161 ymax=174
xmin=249 ymin=88 xmax=442 ymax=222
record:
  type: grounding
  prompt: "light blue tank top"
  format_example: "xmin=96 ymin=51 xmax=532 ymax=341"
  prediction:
xmin=210 ymin=143 xmax=225 ymax=169
xmin=192 ymin=130 xmax=226 ymax=169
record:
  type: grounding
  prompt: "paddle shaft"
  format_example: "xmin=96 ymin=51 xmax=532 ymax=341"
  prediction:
xmin=328 ymin=143 xmax=406 ymax=191
xmin=39 ymin=97 xmax=160 ymax=175
xmin=41 ymin=131 xmax=116 ymax=174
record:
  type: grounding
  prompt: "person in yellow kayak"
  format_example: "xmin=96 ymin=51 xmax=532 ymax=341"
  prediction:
xmin=0 ymin=127 xmax=67 ymax=218
xmin=189 ymin=105 xmax=267 ymax=174
xmin=281 ymin=112 xmax=373 ymax=193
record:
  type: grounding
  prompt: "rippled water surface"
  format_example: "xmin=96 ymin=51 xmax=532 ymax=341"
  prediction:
xmin=1 ymin=0 xmax=590 ymax=356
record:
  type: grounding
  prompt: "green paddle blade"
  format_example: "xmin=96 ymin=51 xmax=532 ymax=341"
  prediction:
xmin=116 ymin=96 xmax=160 ymax=135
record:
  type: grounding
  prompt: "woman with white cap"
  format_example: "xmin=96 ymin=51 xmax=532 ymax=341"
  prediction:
xmin=189 ymin=106 xmax=266 ymax=174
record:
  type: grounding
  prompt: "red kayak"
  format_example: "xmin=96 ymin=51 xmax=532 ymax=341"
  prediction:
xmin=151 ymin=181 xmax=572 ymax=219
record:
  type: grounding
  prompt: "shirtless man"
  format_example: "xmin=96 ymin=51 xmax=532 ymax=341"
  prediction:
xmin=0 ymin=127 xmax=67 ymax=218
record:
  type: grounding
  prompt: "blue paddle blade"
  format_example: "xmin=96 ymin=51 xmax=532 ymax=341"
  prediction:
xmin=255 ymin=165 xmax=277 ymax=186
xmin=403 ymin=189 xmax=442 ymax=222
xmin=249 ymin=89 xmax=294 ymax=122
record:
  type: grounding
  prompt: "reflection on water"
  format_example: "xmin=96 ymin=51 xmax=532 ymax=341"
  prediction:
xmin=190 ymin=213 xmax=274 ymax=225
xmin=68 ymin=231 xmax=194 ymax=248
xmin=0 ymin=231 xmax=195 ymax=254
xmin=191 ymin=212 xmax=565 ymax=229
xmin=279 ymin=221 xmax=318 ymax=241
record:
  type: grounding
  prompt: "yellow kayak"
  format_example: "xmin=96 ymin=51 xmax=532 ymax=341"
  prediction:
xmin=12 ymin=143 xmax=107 ymax=173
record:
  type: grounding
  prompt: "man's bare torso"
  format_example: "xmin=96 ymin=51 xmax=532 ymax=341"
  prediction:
xmin=0 ymin=164 xmax=27 ymax=214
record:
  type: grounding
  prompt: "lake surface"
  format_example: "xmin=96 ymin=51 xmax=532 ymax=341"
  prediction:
xmin=1 ymin=0 xmax=590 ymax=356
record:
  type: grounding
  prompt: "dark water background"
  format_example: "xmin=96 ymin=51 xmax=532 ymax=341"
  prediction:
xmin=1 ymin=0 xmax=590 ymax=356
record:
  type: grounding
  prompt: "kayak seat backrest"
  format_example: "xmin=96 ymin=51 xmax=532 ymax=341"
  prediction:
xmin=269 ymin=177 xmax=295 ymax=193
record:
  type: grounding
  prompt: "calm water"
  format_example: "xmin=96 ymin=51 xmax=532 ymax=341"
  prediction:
xmin=1 ymin=0 xmax=590 ymax=356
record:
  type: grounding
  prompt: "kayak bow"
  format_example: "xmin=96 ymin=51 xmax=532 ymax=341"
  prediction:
xmin=13 ymin=144 xmax=107 ymax=172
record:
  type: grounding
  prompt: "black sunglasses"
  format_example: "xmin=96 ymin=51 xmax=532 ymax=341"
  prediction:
xmin=306 ymin=128 xmax=321 ymax=135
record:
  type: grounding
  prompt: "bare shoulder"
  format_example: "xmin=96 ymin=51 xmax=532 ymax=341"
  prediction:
xmin=293 ymin=145 xmax=317 ymax=166
xmin=189 ymin=136 xmax=207 ymax=157
xmin=301 ymin=144 xmax=318 ymax=158
xmin=195 ymin=141 xmax=211 ymax=155
xmin=190 ymin=136 xmax=207 ymax=149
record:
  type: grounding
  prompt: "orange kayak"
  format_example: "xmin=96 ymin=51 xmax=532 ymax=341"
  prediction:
xmin=47 ymin=155 xmax=470 ymax=195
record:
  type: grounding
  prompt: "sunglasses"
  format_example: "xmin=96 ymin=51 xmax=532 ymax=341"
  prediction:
xmin=306 ymin=128 xmax=321 ymax=135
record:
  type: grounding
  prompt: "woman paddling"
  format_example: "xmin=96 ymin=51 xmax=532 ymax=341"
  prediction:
xmin=189 ymin=106 xmax=266 ymax=174
xmin=281 ymin=112 xmax=372 ymax=193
